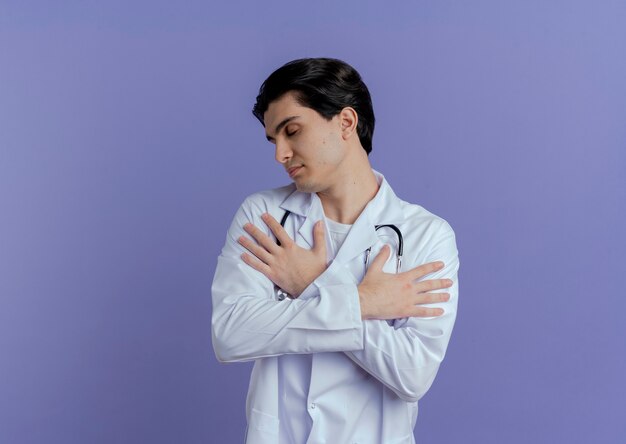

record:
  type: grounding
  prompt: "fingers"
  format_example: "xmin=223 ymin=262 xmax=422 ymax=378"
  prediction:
xmin=240 ymin=251 xmax=272 ymax=278
xmin=369 ymin=244 xmax=391 ymax=272
xmin=238 ymin=234 xmax=274 ymax=264
xmin=407 ymin=306 xmax=445 ymax=317
xmin=241 ymin=222 xmax=280 ymax=254
xmin=407 ymin=289 xmax=452 ymax=318
xmin=415 ymin=278 xmax=454 ymax=293
xmin=404 ymin=260 xmax=445 ymax=281
xmin=312 ymin=220 xmax=326 ymax=255
xmin=412 ymin=291 xmax=450 ymax=305
xmin=261 ymin=213 xmax=293 ymax=247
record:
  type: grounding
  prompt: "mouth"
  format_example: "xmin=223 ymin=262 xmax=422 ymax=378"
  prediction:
xmin=287 ymin=166 xmax=303 ymax=178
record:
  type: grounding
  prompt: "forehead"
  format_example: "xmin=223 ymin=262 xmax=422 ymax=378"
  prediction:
xmin=264 ymin=91 xmax=310 ymax=124
xmin=264 ymin=91 xmax=328 ymax=142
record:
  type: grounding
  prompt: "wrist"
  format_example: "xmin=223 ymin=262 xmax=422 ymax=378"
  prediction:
xmin=293 ymin=263 xmax=329 ymax=297
xmin=357 ymin=284 xmax=373 ymax=320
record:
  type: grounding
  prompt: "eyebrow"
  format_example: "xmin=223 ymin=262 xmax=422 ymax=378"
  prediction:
xmin=265 ymin=116 xmax=301 ymax=142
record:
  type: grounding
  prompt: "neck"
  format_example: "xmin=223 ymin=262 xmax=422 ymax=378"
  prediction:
xmin=317 ymin=154 xmax=379 ymax=225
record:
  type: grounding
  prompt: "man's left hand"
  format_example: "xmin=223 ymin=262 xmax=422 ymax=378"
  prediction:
xmin=237 ymin=213 xmax=328 ymax=298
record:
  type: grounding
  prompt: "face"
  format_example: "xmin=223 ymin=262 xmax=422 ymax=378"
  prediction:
xmin=263 ymin=91 xmax=350 ymax=193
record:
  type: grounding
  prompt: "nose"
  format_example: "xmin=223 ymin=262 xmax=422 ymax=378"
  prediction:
xmin=275 ymin=140 xmax=293 ymax=164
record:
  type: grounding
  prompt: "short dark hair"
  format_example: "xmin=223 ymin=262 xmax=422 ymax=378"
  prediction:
xmin=252 ymin=57 xmax=376 ymax=155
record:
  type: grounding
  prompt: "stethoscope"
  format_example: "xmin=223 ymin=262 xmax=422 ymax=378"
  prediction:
xmin=274 ymin=210 xmax=404 ymax=300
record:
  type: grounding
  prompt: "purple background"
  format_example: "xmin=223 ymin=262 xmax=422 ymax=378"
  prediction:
xmin=1 ymin=1 xmax=625 ymax=443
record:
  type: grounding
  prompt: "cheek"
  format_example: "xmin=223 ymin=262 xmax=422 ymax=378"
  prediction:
xmin=300 ymin=132 xmax=343 ymax=170
xmin=316 ymin=138 xmax=343 ymax=166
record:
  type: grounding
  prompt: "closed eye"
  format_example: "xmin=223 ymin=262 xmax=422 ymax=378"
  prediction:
xmin=267 ymin=128 xmax=298 ymax=144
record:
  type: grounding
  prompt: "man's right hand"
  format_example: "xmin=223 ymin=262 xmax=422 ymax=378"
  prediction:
xmin=357 ymin=245 xmax=453 ymax=320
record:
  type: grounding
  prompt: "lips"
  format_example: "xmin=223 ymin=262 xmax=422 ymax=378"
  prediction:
xmin=287 ymin=166 xmax=303 ymax=178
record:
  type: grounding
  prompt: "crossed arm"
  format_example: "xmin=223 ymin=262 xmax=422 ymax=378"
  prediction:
xmin=237 ymin=212 xmax=453 ymax=320
xmin=211 ymin=200 xmax=459 ymax=401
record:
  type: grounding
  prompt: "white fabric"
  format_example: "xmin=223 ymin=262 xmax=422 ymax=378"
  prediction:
xmin=324 ymin=216 xmax=352 ymax=256
xmin=211 ymin=169 xmax=460 ymax=444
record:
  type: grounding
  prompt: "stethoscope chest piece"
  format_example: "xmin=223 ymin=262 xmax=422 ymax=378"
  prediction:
xmin=274 ymin=286 xmax=291 ymax=301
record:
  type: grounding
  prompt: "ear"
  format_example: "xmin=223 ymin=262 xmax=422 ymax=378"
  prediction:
xmin=339 ymin=107 xmax=359 ymax=140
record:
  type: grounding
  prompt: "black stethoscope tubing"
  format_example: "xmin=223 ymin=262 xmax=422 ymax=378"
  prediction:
xmin=278 ymin=210 xmax=403 ymax=273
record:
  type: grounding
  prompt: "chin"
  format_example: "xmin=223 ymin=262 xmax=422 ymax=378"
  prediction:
xmin=293 ymin=179 xmax=320 ymax=193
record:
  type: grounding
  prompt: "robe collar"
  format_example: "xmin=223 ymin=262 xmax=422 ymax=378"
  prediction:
xmin=278 ymin=169 xmax=405 ymax=265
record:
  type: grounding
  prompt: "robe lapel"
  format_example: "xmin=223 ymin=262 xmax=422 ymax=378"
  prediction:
xmin=333 ymin=206 xmax=379 ymax=265
xmin=297 ymin=197 xmax=324 ymax=250
xmin=278 ymin=169 xmax=407 ymax=266
xmin=278 ymin=187 xmax=316 ymax=249
xmin=333 ymin=174 xmax=406 ymax=265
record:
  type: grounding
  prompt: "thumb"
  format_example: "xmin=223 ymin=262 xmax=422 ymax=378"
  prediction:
xmin=312 ymin=220 xmax=326 ymax=254
xmin=369 ymin=244 xmax=391 ymax=272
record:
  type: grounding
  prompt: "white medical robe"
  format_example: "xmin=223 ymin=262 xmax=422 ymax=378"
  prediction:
xmin=211 ymin=169 xmax=460 ymax=444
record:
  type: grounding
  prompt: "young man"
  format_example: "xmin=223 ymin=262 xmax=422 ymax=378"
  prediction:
xmin=211 ymin=57 xmax=460 ymax=444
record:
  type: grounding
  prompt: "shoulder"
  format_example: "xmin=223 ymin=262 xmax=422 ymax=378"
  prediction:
xmin=239 ymin=183 xmax=296 ymax=212
xmin=397 ymin=198 xmax=455 ymax=235
xmin=388 ymin=197 xmax=460 ymax=275
xmin=218 ymin=184 xmax=298 ymax=260
xmin=394 ymin=197 xmax=458 ymax=263
xmin=377 ymin=171 xmax=455 ymax=239
xmin=232 ymin=183 xmax=298 ymax=228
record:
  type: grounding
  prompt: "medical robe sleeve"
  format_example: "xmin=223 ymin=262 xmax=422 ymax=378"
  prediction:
xmin=211 ymin=197 xmax=365 ymax=363
xmin=343 ymin=219 xmax=460 ymax=403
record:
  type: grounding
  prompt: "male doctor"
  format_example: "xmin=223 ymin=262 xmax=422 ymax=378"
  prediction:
xmin=211 ymin=57 xmax=460 ymax=444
